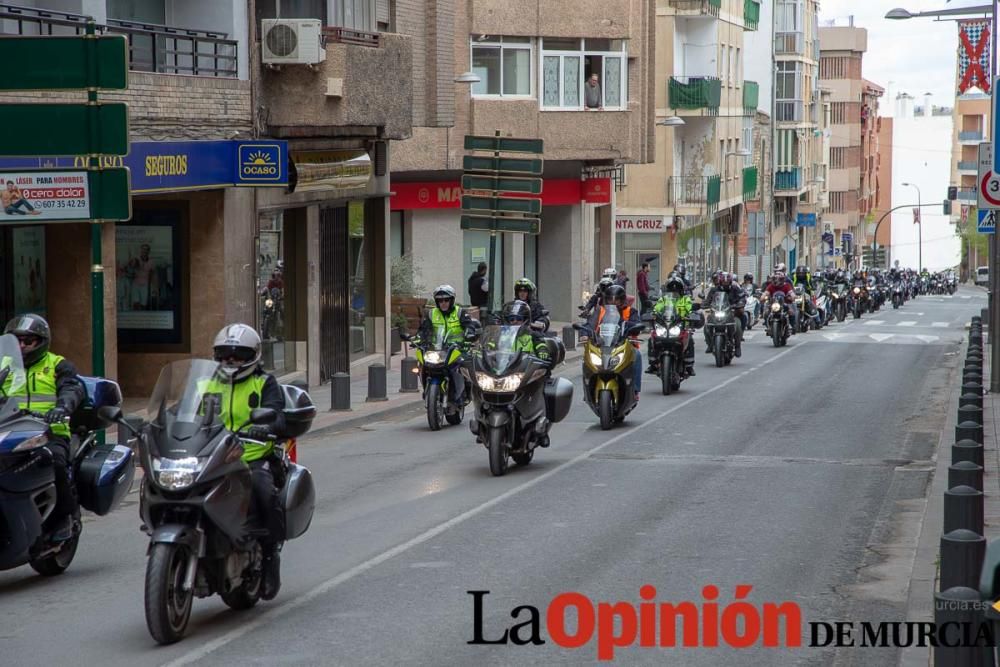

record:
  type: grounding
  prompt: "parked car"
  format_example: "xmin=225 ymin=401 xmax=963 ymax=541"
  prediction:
xmin=977 ymin=266 xmax=990 ymax=287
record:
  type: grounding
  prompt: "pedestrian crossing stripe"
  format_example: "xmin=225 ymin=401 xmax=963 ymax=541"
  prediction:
xmin=897 ymin=321 xmax=916 ymax=327
xmin=932 ymin=322 xmax=950 ymax=327
xmin=863 ymin=320 xmax=886 ymax=326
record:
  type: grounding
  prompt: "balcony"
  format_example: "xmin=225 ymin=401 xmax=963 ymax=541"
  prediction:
xmin=669 ymin=76 xmax=721 ymax=111
xmin=262 ymin=31 xmax=413 ymax=140
xmin=776 ymin=101 xmax=804 ymax=123
xmin=775 ymin=32 xmax=805 ymax=56
xmin=744 ymin=0 xmax=761 ymax=30
xmin=959 ymin=130 xmax=985 ymax=143
xmin=0 ymin=3 xmax=237 ymax=77
xmin=668 ymin=0 xmax=721 ymax=16
xmin=958 ymin=160 xmax=978 ymax=172
xmin=957 ymin=187 xmax=977 ymax=202
xmin=743 ymin=81 xmax=759 ymax=115
xmin=775 ymin=168 xmax=803 ymax=191
xmin=742 ymin=166 xmax=758 ymax=199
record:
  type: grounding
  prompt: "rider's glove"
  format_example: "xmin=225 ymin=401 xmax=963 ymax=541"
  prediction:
xmin=44 ymin=406 xmax=68 ymax=424
xmin=246 ymin=426 xmax=271 ymax=441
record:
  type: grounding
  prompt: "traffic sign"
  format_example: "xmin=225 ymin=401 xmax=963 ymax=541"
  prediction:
xmin=461 ymin=174 xmax=542 ymax=195
xmin=0 ymin=36 xmax=128 ymax=91
xmin=464 ymin=136 xmax=544 ymax=154
xmin=0 ymin=103 xmax=129 ymax=156
xmin=461 ymin=215 xmax=540 ymax=234
xmin=462 ymin=155 xmax=543 ymax=175
xmin=979 ymin=209 xmax=996 ymax=234
xmin=842 ymin=232 xmax=853 ymax=241
xmin=979 ymin=143 xmax=1000 ymax=209
xmin=462 ymin=195 xmax=541 ymax=216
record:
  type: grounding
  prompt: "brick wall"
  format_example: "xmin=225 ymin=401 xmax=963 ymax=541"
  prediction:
xmin=0 ymin=72 xmax=252 ymax=141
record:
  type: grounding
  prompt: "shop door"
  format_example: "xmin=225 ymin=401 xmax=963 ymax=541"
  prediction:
xmin=462 ymin=231 xmax=503 ymax=310
xmin=319 ymin=206 xmax=349 ymax=381
xmin=624 ymin=251 xmax=661 ymax=306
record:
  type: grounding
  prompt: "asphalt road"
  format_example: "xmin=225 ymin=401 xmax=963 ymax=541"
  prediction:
xmin=0 ymin=287 xmax=982 ymax=666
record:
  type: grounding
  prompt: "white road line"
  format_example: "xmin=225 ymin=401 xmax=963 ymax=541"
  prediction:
xmin=932 ymin=322 xmax=950 ymax=328
xmin=863 ymin=320 xmax=885 ymax=326
xmin=869 ymin=333 xmax=894 ymax=342
xmin=897 ymin=321 xmax=917 ymax=327
xmin=162 ymin=344 xmax=807 ymax=667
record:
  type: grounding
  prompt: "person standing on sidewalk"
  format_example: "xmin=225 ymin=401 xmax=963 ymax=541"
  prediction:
xmin=468 ymin=262 xmax=488 ymax=308
xmin=637 ymin=262 xmax=651 ymax=314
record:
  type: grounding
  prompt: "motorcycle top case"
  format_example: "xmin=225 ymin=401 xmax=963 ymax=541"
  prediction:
xmin=544 ymin=377 xmax=574 ymax=423
xmin=543 ymin=336 xmax=566 ymax=367
xmin=279 ymin=384 xmax=317 ymax=439
xmin=76 ymin=443 xmax=135 ymax=516
xmin=281 ymin=462 xmax=315 ymax=540
xmin=71 ymin=376 xmax=123 ymax=433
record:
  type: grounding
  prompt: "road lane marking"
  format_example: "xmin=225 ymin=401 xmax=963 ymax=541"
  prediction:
xmin=869 ymin=333 xmax=894 ymax=342
xmin=932 ymin=322 xmax=950 ymax=328
xmin=161 ymin=343 xmax=807 ymax=667
xmin=864 ymin=320 xmax=885 ymax=326
xmin=898 ymin=321 xmax=917 ymax=327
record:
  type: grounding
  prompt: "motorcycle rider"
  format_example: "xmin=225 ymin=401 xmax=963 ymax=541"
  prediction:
xmin=741 ymin=273 xmax=756 ymax=293
xmin=792 ymin=266 xmax=820 ymax=326
xmin=416 ymin=285 xmax=477 ymax=410
xmin=581 ymin=268 xmax=618 ymax=316
xmin=704 ymin=272 xmax=747 ymax=357
xmin=501 ymin=300 xmax=553 ymax=445
xmin=648 ymin=273 xmax=697 ymax=377
xmin=506 ymin=277 xmax=548 ymax=331
xmin=764 ymin=272 xmax=798 ymax=331
xmin=590 ymin=284 xmax=643 ymax=400
xmin=205 ymin=323 xmax=288 ymax=600
xmin=673 ymin=264 xmax=694 ymax=294
xmin=2 ymin=314 xmax=85 ymax=542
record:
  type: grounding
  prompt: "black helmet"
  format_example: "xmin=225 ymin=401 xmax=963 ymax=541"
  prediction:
xmin=743 ymin=273 xmax=754 ymax=283
xmin=4 ymin=313 xmax=51 ymax=368
xmin=663 ymin=274 xmax=685 ymax=294
xmin=674 ymin=264 xmax=687 ymax=277
xmin=502 ymin=300 xmax=532 ymax=325
xmin=604 ymin=284 xmax=627 ymax=307
xmin=795 ymin=266 xmax=807 ymax=276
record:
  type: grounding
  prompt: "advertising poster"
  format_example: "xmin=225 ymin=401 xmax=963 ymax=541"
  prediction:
xmin=11 ymin=226 xmax=45 ymax=315
xmin=115 ymin=224 xmax=176 ymax=331
xmin=0 ymin=171 xmax=89 ymax=222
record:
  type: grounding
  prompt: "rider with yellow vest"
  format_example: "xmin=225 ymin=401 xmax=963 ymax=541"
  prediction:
xmin=207 ymin=323 xmax=287 ymax=600
xmin=415 ymin=285 xmax=477 ymax=411
xmin=4 ymin=314 xmax=85 ymax=542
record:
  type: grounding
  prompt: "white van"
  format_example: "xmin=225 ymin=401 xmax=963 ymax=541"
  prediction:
xmin=977 ymin=266 xmax=990 ymax=286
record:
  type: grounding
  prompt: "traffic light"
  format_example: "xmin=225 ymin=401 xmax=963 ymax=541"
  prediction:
xmin=948 ymin=186 xmax=958 ymax=201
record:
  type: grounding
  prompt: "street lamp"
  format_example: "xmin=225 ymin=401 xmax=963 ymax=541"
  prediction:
xmin=454 ymin=71 xmax=482 ymax=84
xmin=657 ymin=116 xmax=686 ymax=127
xmin=902 ymin=182 xmax=922 ymax=272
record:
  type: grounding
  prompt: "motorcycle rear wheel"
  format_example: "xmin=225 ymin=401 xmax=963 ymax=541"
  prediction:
xmin=145 ymin=543 xmax=194 ymax=645
xmin=29 ymin=531 xmax=79 ymax=576
xmin=512 ymin=449 xmax=534 ymax=466
xmin=221 ymin=552 xmax=262 ymax=610
xmin=598 ymin=390 xmax=614 ymax=431
xmin=487 ymin=426 xmax=509 ymax=476
xmin=445 ymin=402 xmax=464 ymax=426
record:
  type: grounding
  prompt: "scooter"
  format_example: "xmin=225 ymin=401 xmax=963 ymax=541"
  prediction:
xmin=575 ymin=306 xmax=644 ymax=430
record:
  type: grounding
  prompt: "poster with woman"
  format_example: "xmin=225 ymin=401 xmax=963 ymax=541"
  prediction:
xmin=11 ymin=226 xmax=45 ymax=315
xmin=115 ymin=224 xmax=176 ymax=330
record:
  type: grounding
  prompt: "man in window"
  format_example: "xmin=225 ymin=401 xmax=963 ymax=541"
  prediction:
xmin=585 ymin=73 xmax=602 ymax=109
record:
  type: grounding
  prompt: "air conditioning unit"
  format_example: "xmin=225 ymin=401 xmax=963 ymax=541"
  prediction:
xmin=261 ymin=19 xmax=326 ymax=65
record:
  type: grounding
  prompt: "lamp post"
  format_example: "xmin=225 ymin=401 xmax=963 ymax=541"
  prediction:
xmin=902 ymin=182 xmax=922 ymax=271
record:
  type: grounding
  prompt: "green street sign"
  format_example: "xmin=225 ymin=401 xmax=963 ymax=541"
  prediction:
xmin=0 ymin=103 xmax=129 ymax=156
xmin=461 ymin=174 xmax=542 ymax=195
xmin=0 ymin=36 xmax=128 ymax=91
xmin=462 ymin=195 xmax=541 ymax=216
xmin=89 ymin=167 xmax=132 ymax=220
xmin=461 ymin=215 xmax=540 ymax=234
xmin=462 ymin=155 xmax=543 ymax=176
xmin=464 ymin=135 xmax=544 ymax=154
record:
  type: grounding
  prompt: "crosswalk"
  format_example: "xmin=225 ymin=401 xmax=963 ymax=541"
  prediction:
xmin=859 ymin=319 xmax=952 ymax=328
xmin=743 ymin=331 xmax=945 ymax=345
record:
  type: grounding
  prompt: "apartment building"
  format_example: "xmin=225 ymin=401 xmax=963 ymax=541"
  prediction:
xmin=616 ymin=0 xmax=763 ymax=294
xmin=390 ymin=0 xmax=656 ymax=321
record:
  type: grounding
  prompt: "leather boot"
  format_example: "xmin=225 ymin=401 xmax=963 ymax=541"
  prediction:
xmin=261 ymin=544 xmax=282 ymax=601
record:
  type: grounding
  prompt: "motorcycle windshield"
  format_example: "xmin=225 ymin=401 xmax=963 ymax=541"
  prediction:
xmin=598 ymin=305 xmax=622 ymax=348
xmin=658 ymin=301 xmax=677 ymax=321
xmin=147 ymin=359 xmax=229 ymax=456
xmin=813 ymin=279 xmax=827 ymax=294
xmin=430 ymin=325 xmax=452 ymax=350
xmin=0 ymin=334 xmax=26 ymax=419
xmin=710 ymin=293 xmax=729 ymax=312
xmin=480 ymin=325 xmax=525 ymax=375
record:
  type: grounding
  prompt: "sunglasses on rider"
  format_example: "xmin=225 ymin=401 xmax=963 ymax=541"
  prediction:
xmin=214 ymin=346 xmax=255 ymax=363
xmin=15 ymin=335 xmax=41 ymax=347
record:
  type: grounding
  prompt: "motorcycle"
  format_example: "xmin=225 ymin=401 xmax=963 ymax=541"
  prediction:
xmin=830 ymin=283 xmax=848 ymax=322
xmin=849 ymin=285 xmax=866 ymax=319
xmin=743 ymin=287 xmax=762 ymax=330
xmin=793 ymin=286 xmax=813 ymax=333
xmin=260 ymin=287 xmax=283 ymax=341
xmin=764 ymin=292 xmax=792 ymax=347
xmin=892 ymin=282 xmax=904 ymax=309
xmin=0 ymin=334 xmax=134 ymax=577
xmin=703 ymin=292 xmax=739 ymax=367
xmin=467 ymin=325 xmax=570 ymax=476
xmin=575 ymin=305 xmax=644 ymax=430
xmin=812 ymin=280 xmax=832 ymax=327
xmin=646 ymin=302 xmax=702 ymax=395
xmin=127 ymin=359 xmax=317 ymax=644
xmin=401 ymin=325 xmax=476 ymax=430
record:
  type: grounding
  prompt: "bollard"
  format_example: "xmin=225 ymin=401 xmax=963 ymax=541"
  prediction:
xmin=963 ymin=382 xmax=985 ymax=396
xmin=940 ymin=529 xmax=987 ymax=591
xmin=956 ymin=420 xmax=985 ymax=445
xmin=953 ymin=440 xmax=985 ymax=467
xmin=562 ymin=325 xmax=576 ymax=352
xmin=965 ymin=362 xmax=984 ymax=375
xmin=944 ymin=485 xmax=985 ymax=534
xmin=963 ymin=371 xmax=984 ymax=387
xmin=366 ymin=363 xmax=388 ymax=402
xmin=958 ymin=404 xmax=984 ymax=426
xmin=949 ymin=460 xmax=985 ymax=491
xmin=973 ymin=314 xmax=983 ymax=325
xmin=331 ymin=372 xmax=351 ymax=411
xmin=966 ymin=355 xmax=984 ymax=367
xmin=400 ymin=357 xmax=420 ymax=393
xmin=934 ymin=586 xmax=990 ymax=667
xmin=961 ymin=392 xmax=984 ymax=411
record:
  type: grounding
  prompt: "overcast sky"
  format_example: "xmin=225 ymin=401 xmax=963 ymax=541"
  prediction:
xmin=819 ymin=0 xmax=989 ymax=111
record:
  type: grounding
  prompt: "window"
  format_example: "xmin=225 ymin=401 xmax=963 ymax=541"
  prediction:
xmin=776 ymin=0 xmax=802 ymax=31
xmin=333 ymin=0 xmax=376 ymax=31
xmin=776 ymin=61 xmax=800 ymax=100
xmin=540 ymin=38 xmax=627 ymax=110
xmin=722 ymin=45 xmax=729 ymax=83
xmin=736 ymin=47 xmax=741 ymax=83
xmin=472 ymin=37 xmax=532 ymax=97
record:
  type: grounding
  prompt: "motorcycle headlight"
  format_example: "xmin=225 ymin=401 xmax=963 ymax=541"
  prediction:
xmin=265 ymin=298 xmax=274 ymax=308
xmin=654 ymin=324 xmax=668 ymax=337
xmin=152 ymin=456 xmax=204 ymax=490
xmin=714 ymin=311 xmax=727 ymax=321
xmin=668 ymin=325 xmax=682 ymax=336
xmin=11 ymin=432 xmax=48 ymax=452
xmin=475 ymin=372 xmax=523 ymax=392
xmin=588 ymin=351 xmax=603 ymax=366
xmin=423 ymin=351 xmax=444 ymax=365
xmin=853 ymin=287 xmax=861 ymax=294
xmin=770 ymin=303 xmax=781 ymax=313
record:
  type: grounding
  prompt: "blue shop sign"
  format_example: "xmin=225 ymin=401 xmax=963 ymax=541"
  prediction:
xmin=796 ymin=213 xmax=817 ymax=227
xmin=0 ymin=139 xmax=288 ymax=193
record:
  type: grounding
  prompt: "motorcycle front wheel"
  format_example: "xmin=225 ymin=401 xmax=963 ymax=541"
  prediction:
xmin=487 ymin=426 xmax=509 ymax=477
xmin=598 ymin=389 xmax=614 ymax=431
xmin=771 ymin=321 xmax=782 ymax=348
xmin=145 ymin=543 xmax=194 ymax=645
xmin=714 ymin=334 xmax=725 ymax=367
xmin=426 ymin=383 xmax=443 ymax=431
xmin=661 ymin=354 xmax=673 ymax=396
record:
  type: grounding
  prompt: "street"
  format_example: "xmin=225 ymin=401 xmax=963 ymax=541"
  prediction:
xmin=0 ymin=288 xmax=982 ymax=666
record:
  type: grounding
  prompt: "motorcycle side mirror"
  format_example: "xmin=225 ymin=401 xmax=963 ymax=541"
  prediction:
xmin=122 ymin=413 xmax=146 ymax=437
xmin=250 ymin=408 xmax=278 ymax=425
xmin=691 ymin=303 xmax=702 ymax=311
xmin=641 ymin=312 xmax=655 ymax=322
xmin=623 ymin=322 xmax=645 ymax=336
xmin=399 ymin=332 xmax=412 ymax=342
xmin=98 ymin=405 xmax=123 ymax=423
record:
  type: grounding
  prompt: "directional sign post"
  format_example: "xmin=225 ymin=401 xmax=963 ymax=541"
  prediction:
xmin=0 ymin=27 xmax=131 ymax=387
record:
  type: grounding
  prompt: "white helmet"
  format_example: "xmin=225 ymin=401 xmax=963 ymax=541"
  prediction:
xmin=433 ymin=284 xmax=456 ymax=300
xmin=213 ymin=323 xmax=262 ymax=382
xmin=775 ymin=262 xmax=787 ymax=273
xmin=601 ymin=267 xmax=617 ymax=280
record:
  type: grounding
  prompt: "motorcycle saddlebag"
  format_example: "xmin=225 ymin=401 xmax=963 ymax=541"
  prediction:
xmin=280 ymin=463 xmax=316 ymax=540
xmin=543 ymin=336 xmax=566 ymax=366
xmin=543 ymin=377 xmax=574 ymax=423
xmin=76 ymin=443 xmax=136 ymax=516
xmin=71 ymin=376 xmax=123 ymax=433
xmin=279 ymin=384 xmax=317 ymax=439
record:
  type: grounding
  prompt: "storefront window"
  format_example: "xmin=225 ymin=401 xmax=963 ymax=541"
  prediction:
xmin=10 ymin=226 xmax=46 ymax=316
xmin=257 ymin=212 xmax=284 ymax=343
xmin=349 ymin=200 xmax=375 ymax=361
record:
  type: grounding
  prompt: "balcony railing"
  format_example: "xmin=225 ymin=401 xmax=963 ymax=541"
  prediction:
xmin=958 ymin=160 xmax=978 ymax=171
xmin=668 ymin=0 xmax=721 ymax=16
xmin=0 ymin=3 xmax=237 ymax=77
xmin=668 ymin=176 xmax=710 ymax=206
xmin=669 ymin=76 xmax=722 ymax=110
xmin=742 ymin=166 xmax=758 ymax=199
xmin=957 ymin=187 xmax=977 ymax=202
xmin=744 ymin=0 xmax=760 ymax=30
xmin=775 ymin=32 xmax=804 ymax=55
xmin=743 ymin=81 xmax=758 ymax=114
xmin=776 ymin=100 xmax=804 ymax=122
xmin=707 ymin=175 xmax=721 ymax=207
xmin=775 ymin=168 xmax=802 ymax=191
xmin=959 ymin=130 xmax=985 ymax=142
